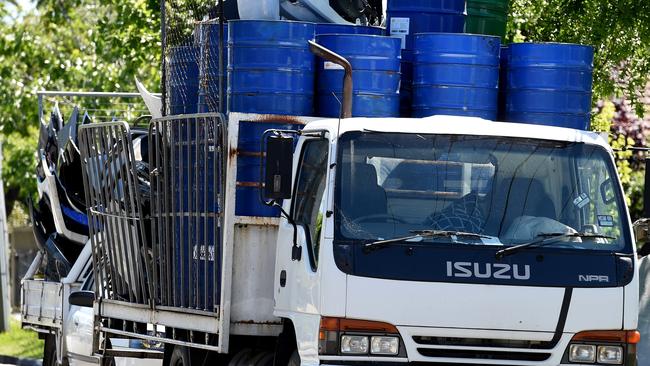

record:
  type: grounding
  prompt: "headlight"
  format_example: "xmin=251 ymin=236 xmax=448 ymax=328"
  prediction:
xmin=597 ymin=345 xmax=623 ymax=364
xmin=319 ymin=317 xmax=404 ymax=357
xmin=341 ymin=335 xmax=369 ymax=354
xmin=371 ymin=336 xmax=399 ymax=355
xmin=569 ymin=344 xmax=596 ymax=363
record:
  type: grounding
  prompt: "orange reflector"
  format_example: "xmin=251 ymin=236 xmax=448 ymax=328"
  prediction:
xmin=571 ymin=330 xmax=641 ymax=344
xmin=627 ymin=330 xmax=641 ymax=344
xmin=320 ymin=317 xmax=340 ymax=331
xmin=319 ymin=317 xmax=398 ymax=333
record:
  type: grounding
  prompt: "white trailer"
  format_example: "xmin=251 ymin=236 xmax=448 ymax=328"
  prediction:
xmin=75 ymin=109 xmax=644 ymax=366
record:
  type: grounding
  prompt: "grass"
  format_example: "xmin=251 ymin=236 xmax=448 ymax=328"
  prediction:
xmin=0 ymin=317 xmax=44 ymax=359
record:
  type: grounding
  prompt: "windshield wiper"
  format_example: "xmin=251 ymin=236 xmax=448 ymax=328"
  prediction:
xmin=364 ymin=230 xmax=492 ymax=251
xmin=494 ymin=232 xmax=616 ymax=259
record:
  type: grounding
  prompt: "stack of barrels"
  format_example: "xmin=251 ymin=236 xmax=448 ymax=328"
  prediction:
xmin=164 ymin=2 xmax=597 ymax=220
xmin=387 ymin=0 xmax=594 ymax=129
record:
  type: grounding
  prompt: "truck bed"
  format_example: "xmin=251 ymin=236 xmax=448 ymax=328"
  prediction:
xmin=21 ymin=253 xmax=63 ymax=332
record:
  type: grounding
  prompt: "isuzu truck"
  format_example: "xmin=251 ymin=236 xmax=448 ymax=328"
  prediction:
xmin=70 ymin=108 xmax=643 ymax=366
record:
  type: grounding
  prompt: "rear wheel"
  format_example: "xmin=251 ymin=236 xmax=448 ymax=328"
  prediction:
xmin=43 ymin=335 xmax=58 ymax=366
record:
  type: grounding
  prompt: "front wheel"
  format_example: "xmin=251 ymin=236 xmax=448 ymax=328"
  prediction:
xmin=168 ymin=345 xmax=191 ymax=366
xmin=287 ymin=350 xmax=300 ymax=366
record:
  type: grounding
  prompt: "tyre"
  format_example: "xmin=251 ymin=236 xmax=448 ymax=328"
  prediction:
xmin=169 ymin=345 xmax=192 ymax=366
xmin=229 ymin=349 xmax=274 ymax=366
xmin=43 ymin=335 xmax=58 ymax=366
xmin=287 ymin=350 xmax=300 ymax=366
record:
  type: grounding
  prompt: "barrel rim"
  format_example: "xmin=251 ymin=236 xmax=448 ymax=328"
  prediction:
xmin=508 ymin=42 xmax=594 ymax=50
xmin=316 ymin=33 xmax=401 ymax=41
xmin=228 ymin=19 xmax=316 ymax=27
xmin=195 ymin=19 xmax=229 ymax=25
xmin=413 ymin=32 xmax=502 ymax=40
xmin=316 ymin=23 xmax=384 ymax=29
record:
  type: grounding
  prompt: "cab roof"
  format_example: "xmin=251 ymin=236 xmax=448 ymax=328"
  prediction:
xmin=303 ymin=116 xmax=610 ymax=151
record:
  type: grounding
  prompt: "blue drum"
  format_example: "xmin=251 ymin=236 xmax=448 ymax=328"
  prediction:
xmin=168 ymin=45 xmax=199 ymax=115
xmin=387 ymin=0 xmax=465 ymax=117
xmin=504 ymin=43 xmax=594 ymax=130
xmin=236 ymin=120 xmax=303 ymax=217
xmin=196 ymin=21 xmax=228 ymax=113
xmin=315 ymin=34 xmax=401 ymax=118
xmin=412 ymin=33 xmax=501 ymax=119
xmin=228 ymin=20 xmax=316 ymax=116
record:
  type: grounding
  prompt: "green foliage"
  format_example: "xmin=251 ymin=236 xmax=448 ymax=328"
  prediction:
xmin=508 ymin=0 xmax=650 ymax=116
xmin=0 ymin=318 xmax=44 ymax=359
xmin=593 ymin=100 xmax=648 ymax=221
xmin=0 ymin=0 xmax=160 ymax=210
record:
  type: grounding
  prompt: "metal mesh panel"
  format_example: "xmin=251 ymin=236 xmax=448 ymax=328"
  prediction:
xmin=149 ymin=114 xmax=225 ymax=312
xmin=162 ymin=0 xmax=227 ymax=116
xmin=78 ymin=122 xmax=153 ymax=306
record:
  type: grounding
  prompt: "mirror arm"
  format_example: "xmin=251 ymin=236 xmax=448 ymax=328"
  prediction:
xmin=266 ymin=201 xmax=301 ymax=261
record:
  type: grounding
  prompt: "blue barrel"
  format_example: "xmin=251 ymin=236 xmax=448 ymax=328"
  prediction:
xmin=505 ymin=43 xmax=594 ymax=130
xmin=387 ymin=0 xmax=465 ymax=117
xmin=387 ymin=0 xmax=466 ymax=51
xmin=228 ymin=20 xmax=316 ymax=116
xmin=236 ymin=120 xmax=303 ymax=217
xmin=497 ymin=46 xmax=509 ymax=121
xmin=316 ymin=23 xmax=384 ymax=35
xmin=168 ymin=45 xmax=199 ymax=115
xmin=315 ymin=34 xmax=401 ymax=118
xmin=412 ymin=33 xmax=501 ymax=119
xmin=196 ymin=21 xmax=228 ymax=113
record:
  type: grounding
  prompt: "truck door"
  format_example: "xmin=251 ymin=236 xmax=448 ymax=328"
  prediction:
xmin=275 ymin=137 xmax=329 ymax=313
xmin=65 ymin=261 xmax=97 ymax=365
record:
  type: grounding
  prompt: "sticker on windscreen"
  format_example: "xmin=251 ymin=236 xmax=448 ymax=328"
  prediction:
xmin=597 ymin=215 xmax=614 ymax=227
xmin=573 ymin=193 xmax=590 ymax=208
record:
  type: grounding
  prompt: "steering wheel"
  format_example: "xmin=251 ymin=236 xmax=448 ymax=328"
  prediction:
xmin=351 ymin=214 xmax=408 ymax=225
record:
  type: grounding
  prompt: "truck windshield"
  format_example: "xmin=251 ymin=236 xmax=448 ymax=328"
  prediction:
xmin=334 ymin=131 xmax=630 ymax=252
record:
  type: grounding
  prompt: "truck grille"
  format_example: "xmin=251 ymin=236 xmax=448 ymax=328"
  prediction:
xmin=416 ymin=348 xmax=552 ymax=361
xmin=412 ymin=336 xmax=553 ymax=349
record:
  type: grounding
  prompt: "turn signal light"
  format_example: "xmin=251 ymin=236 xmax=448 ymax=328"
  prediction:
xmin=571 ymin=330 xmax=640 ymax=344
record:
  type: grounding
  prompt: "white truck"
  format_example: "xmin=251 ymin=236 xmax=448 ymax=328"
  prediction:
xmin=21 ymin=241 xmax=163 ymax=366
xmin=20 ymin=91 xmax=163 ymax=366
xmin=72 ymin=104 xmax=643 ymax=366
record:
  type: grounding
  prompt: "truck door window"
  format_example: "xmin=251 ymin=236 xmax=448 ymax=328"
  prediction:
xmin=576 ymin=150 xmax=624 ymax=239
xmin=292 ymin=138 xmax=329 ymax=269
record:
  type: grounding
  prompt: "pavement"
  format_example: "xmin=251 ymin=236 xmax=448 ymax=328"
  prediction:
xmin=0 ymin=355 xmax=41 ymax=366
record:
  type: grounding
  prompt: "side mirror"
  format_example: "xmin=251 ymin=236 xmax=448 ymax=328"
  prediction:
xmin=264 ymin=134 xmax=294 ymax=200
xmin=69 ymin=290 xmax=95 ymax=308
xmin=634 ymin=220 xmax=649 ymax=243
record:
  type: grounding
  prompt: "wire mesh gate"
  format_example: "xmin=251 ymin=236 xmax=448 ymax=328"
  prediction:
xmin=78 ymin=114 xmax=226 ymax=350
xmin=149 ymin=113 xmax=225 ymax=313
xmin=78 ymin=122 xmax=153 ymax=306
xmin=79 ymin=114 xmax=225 ymax=311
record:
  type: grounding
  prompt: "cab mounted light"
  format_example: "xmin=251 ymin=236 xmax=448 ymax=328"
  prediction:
xmin=318 ymin=317 xmax=403 ymax=357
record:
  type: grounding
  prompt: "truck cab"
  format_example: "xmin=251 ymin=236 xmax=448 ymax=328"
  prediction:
xmin=271 ymin=115 xmax=640 ymax=365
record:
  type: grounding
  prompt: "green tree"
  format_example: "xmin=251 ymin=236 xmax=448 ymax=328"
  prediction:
xmin=0 ymin=0 xmax=160 ymax=213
